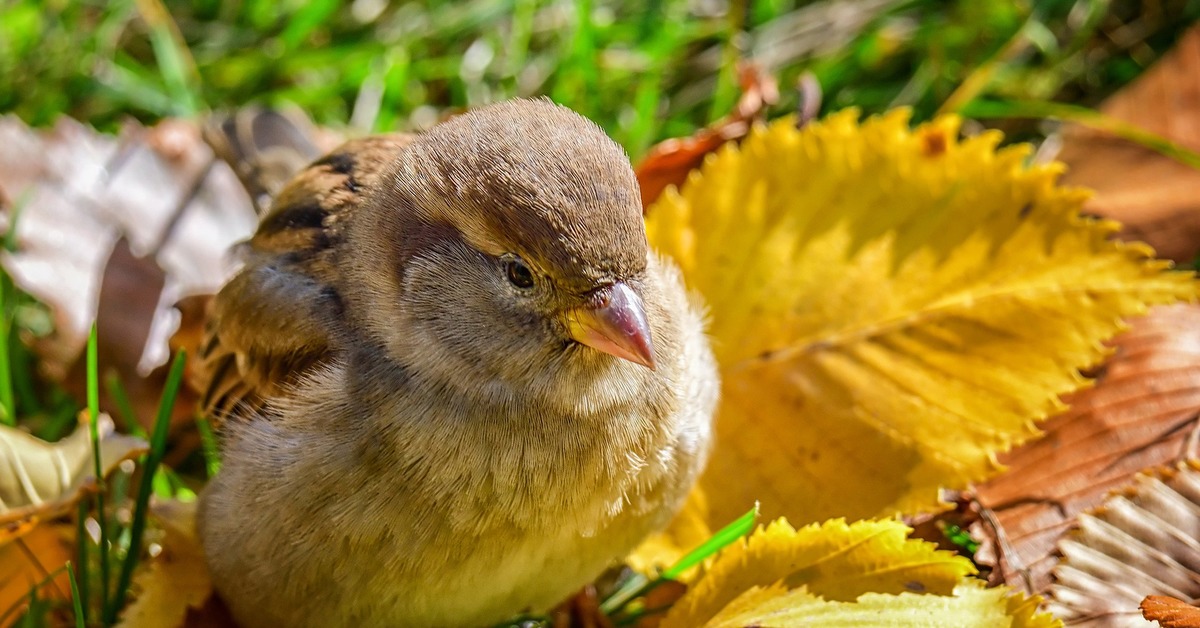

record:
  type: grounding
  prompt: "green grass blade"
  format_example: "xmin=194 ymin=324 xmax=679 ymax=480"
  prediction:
xmin=936 ymin=14 xmax=1037 ymax=116
xmin=67 ymin=563 xmax=85 ymax=628
xmin=0 ymin=189 xmax=23 ymax=425
xmin=959 ymin=99 xmax=1200 ymax=170
xmin=104 ymin=373 xmax=145 ymax=438
xmin=106 ymin=350 xmax=186 ymax=624
xmin=196 ymin=414 xmax=221 ymax=477
xmin=0 ymin=271 xmax=14 ymax=426
xmin=552 ymin=0 xmax=599 ymax=115
xmin=279 ymin=0 xmax=339 ymax=51
xmin=600 ymin=503 xmax=759 ymax=616
xmin=134 ymin=0 xmax=201 ymax=115
xmin=708 ymin=0 xmax=746 ymax=122
xmin=75 ymin=501 xmax=90 ymax=624
xmin=662 ymin=503 xmax=758 ymax=579
xmin=85 ymin=324 xmax=110 ymax=622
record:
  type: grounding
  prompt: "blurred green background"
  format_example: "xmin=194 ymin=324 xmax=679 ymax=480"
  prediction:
xmin=2 ymin=0 xmax=1198 ymax=157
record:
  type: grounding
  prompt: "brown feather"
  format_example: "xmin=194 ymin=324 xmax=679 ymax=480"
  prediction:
xmin=196 ymin=134 xmax=412 ymax=423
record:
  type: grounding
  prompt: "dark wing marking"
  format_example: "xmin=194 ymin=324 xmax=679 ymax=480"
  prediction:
xmin=196 ymin=133 xmax=413 ymax=425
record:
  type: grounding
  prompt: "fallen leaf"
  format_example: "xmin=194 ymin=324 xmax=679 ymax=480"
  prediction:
xmin=660 ymin=517 xmax=1058 ymax=628
xmin=702 ymin=582 xmax=1059 ymax=628
xmin=1044 ymin=462 xmax=1200 ymax=626
xmin=0 ymin=524 xmax=73 ymax=626
xmin=645 ymin=110 xmax=1195 ymax=533
xmin=115 ymin=499 xmax=214 ymax=628
xmin=0 ymin=413 xmax=147 ymax=525
xmin=0 ymin=115 xmax=256 ymax=381
xmin=635 ymin=63 xmax=778 ymax=209
xmin=970 ymin=304 xmax=1200 ymax=594
xmin=661 ymin=518 xmax=975 ymax=627
xmin=633 ymin=580 xmax=688 ymax=628
xmin=1142 ymin=595 xmax=1200 ymax=628
xmin=0 ymin=518 xmax=37 ymax=547
xmin=1055 ymin=25 xmax=1200 ymax=263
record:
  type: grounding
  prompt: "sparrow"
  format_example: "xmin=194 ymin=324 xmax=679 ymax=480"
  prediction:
xmin=195 ymin=98 xmax=719 ymax=627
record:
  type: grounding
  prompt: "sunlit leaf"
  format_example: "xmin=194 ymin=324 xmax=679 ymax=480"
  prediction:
xmin=646 ymin=110 xmax=1196 ymax=530
xmin=971 ymin=303 xmax=1200 ymax=594
xmin=703 ymin=582 xmax=1060 ymax=628
xmin=661 ymin=518 xmax=975 ymax=627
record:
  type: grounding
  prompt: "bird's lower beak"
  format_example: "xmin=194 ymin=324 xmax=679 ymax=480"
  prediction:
xmin=565 ymin=282 xmax=657 ymax=370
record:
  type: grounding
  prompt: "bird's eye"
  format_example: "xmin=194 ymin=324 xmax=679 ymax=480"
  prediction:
xmin=503 ymin=256 xmax=535 ymax=289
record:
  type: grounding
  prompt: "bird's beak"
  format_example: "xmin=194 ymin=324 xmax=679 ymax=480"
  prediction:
xmin=565 ymin=282 xmax=657 ymax=370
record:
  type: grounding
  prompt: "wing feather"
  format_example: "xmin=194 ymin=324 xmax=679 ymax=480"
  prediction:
xmin=196 ymin=127 xmax=413 ymax=424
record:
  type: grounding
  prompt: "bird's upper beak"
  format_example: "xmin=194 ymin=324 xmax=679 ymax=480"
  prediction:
xmin=565 ymin=281 xmax=657 ymax=370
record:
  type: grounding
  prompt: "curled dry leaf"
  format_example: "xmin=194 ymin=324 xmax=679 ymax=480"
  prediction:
xmin=0 ymin=412 xmax=146 ymax=525
xmin=1043 ymin=462 xmax=1200 ymax=626
xmin=1055 ymin=25 xmax=1200 ymax=263
xmin=0 ymin=115 xmax=256 ymax=381
xmin=645 ymin=110 xmax=1195 ymax=536
xmin=970 ymin=304 xmax=1200 ymax=594
xmin=634 ymin=63 xmax=778 ymax=209
xmin=1142 ymin=595 xmax=1200 ymax=628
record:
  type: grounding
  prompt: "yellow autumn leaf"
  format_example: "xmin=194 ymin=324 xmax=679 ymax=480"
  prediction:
xmin=0 ymin=523 xmax=74 ymax=619
xmin=702 ymin=582 xmax=1060 ymax=628
xmin=661 ymin=517 xmax=976 ymax=627
xmin=645 ymin=110 xmax=1196 ymax=529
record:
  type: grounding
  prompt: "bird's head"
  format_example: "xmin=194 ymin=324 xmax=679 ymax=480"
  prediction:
xmin=342 ymin=99 xmax=665 ymax=401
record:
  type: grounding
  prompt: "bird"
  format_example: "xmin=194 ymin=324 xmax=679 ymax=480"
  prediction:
xmin=194 ymin=98 xmax=720 ymax=627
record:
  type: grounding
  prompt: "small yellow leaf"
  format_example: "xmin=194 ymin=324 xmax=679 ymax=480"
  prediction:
xmin=704 ymin=582 xmax=1061 ymax=628
xmin=646 ymin=110 xmax=1196 ymax=528
xmin=0 ymin=523 xmax=74 ymax=620
xmin=661 ymin=517 xmax=976 ymax=627
xmin=0 ymin=413 xmax=147 ymax=525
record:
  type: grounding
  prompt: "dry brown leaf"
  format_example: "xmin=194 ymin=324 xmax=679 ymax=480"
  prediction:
xmin=969 ymin=303 xmax=1200 ymax=595
xmin=1055 ymin=25 xmax=1200 ymax=263
xmin=634 ymin=581 xmax=688 ymax=628
xmin=1142 ymin=595 xmax=1200 ymax=628
xmin=0 ymin=413 xmax=146 ymax=525
xmin=0 ymin=524 xmax=73 ymax=626
xmin=55 ymin=239 xmax=201 ymax=440
xmin=0 ymin=116 xmax=257 ymax=442
xmin=0 ymin=115 xmax=256 ymax=383
xmin=0 ymin=518 xmax=38 ymax=547
xmin=1043 ymin=462 xmax=1200 ymax=626
xmin=634 ymin=63 xmax=778 ymax=209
